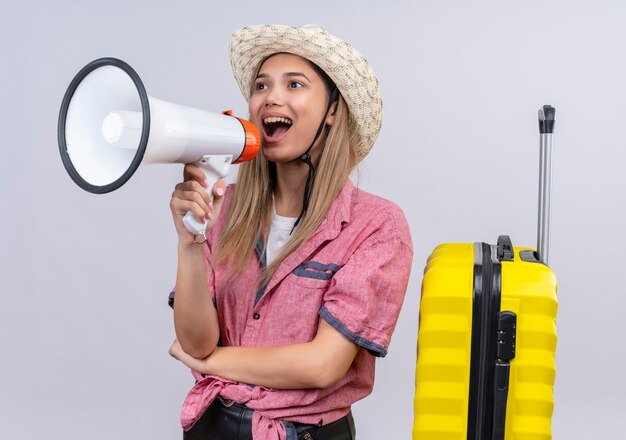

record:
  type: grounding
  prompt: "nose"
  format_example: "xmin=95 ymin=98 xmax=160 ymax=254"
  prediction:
xmin=264 ymin=86 xmax=284 ymax=107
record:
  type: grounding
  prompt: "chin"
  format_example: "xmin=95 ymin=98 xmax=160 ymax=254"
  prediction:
xmin=262 ymin=143 xmax=302 ymax=164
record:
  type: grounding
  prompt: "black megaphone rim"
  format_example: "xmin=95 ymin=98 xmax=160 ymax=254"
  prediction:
xmin=57 ymin=57 xmax=150 ymax=194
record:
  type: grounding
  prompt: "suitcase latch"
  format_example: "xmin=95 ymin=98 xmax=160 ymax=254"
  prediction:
xmin=496 ymin=311 xmax=517 ymax=361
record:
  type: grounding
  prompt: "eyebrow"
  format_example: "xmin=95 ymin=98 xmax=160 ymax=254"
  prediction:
xmin=255 ymin=72 xmax=311 ymax=82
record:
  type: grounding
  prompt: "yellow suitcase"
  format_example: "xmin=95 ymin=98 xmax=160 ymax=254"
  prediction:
xmin=413 ymin=107 xmax=558 ymax=440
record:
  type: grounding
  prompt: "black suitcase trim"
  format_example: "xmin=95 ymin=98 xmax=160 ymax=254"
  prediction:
xmin=467 ymin=242 xmax=502 ymax=440
xmin=467 ymin=239 xmax=518 ymax=440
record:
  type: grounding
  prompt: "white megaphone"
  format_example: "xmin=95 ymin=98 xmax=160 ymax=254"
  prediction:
xmin=58 ymin=57 xmax=260 ymax=236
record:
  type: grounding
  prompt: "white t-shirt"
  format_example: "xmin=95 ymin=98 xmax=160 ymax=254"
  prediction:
xmin=266 ymin=212 xmax=298 ymax=265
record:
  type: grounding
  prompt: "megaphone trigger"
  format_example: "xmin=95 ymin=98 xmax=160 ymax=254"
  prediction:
xmin=181 ymin=154 xmax=233 ymax=236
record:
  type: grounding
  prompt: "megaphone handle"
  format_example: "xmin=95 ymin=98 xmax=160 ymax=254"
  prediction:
xmin=182 ymin=155 xmax=233 ymax=236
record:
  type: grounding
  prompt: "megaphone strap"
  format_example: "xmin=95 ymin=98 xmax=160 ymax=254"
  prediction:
xmin=291 ymin=86 xmax=340 ymax=235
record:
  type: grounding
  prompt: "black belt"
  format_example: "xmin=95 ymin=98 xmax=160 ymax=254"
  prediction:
xmin=183 ymin=397 xmax=355 ymax=440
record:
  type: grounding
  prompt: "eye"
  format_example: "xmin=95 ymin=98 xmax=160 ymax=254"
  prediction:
xmin=254 ymin=82 xmax=268 ymax=91
xmin=288 ymin=81 xmax=304 ymax=89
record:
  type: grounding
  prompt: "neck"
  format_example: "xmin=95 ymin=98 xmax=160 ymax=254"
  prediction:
xmin=273 ymin=160 xmax=309 ymax=217
xmin=273 ymin=130 xmax=326 ymax=218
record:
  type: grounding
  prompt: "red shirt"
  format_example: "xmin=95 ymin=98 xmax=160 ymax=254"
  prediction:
xmin=170 ymin=179 xmax=413 ymax=439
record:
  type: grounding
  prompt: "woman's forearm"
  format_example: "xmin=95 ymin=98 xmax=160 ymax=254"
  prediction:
xmin=173 ymin=320 xmax=359 ymax=389
xmin=202 ymin=343 xmax=326 ymax=389
xmin=173 ymin=242 xmax=220 ymax=358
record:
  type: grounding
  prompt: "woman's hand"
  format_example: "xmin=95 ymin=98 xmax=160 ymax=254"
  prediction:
xmin=169 ymin=338 xmax=215 ymax=373
xmin=169 ymin=164 xmax=227 ymax=245
xmin=168 ymin=338 xmax=186 ymax=361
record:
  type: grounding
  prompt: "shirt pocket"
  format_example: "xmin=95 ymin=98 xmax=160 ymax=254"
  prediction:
xmin=292 ymin=261 xmax=342 ymax=289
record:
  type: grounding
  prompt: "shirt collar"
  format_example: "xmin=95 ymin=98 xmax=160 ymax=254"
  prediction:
xmin=316 ymin=178 xmax=355 ymax=236
xmin=258 ymin=179 xmax=356 ymax=297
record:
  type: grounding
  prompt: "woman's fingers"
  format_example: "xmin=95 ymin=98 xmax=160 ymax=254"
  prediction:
xmin=171 ymin=166 xmax=228 ymax=243
xmin=211 ymin=180 xmax=226 ymax=198
xmin=175 ymin=176 xmax=227 ymax=218
xmin=172 ymin=199 xmax=211 ymax=222
xmin=174 ymin=180 xmax=212 ymax=209
xmin=211 ymin=180 xmax=227 ymax=213
xmin=183 ymin=164 xmax=208 ymax=186
xmin=169 ymin=339 xmax=183 ymax=360
xmin=172 ymin=164 xmax=227 ymax=233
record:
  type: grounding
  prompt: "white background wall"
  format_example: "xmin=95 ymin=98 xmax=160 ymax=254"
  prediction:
xmin=1 ymin=0 xmax=624 ymax=438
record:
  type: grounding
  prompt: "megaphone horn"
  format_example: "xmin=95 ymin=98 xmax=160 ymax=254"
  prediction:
xmin=58 ymin=57 xmax=261 ymax=236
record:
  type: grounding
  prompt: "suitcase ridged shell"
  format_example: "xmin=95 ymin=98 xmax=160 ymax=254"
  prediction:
xmin=413 ymin=244 xmax=557 ymax=440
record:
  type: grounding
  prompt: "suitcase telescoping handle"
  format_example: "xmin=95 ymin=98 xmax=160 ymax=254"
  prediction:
xmin=537 ymin=105 xmax=555 ymax=265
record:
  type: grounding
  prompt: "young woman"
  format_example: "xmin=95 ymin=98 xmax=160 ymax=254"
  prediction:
xmin=168 ymin=24 xmax=413 ymax=440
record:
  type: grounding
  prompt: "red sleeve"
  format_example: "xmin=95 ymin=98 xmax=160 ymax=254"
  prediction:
xmin=320 ymin=230 xmax=413 ymax=358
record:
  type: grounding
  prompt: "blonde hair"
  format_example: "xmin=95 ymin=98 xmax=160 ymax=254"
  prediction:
xmin=214 ymin=95 xmax=359 ymax=284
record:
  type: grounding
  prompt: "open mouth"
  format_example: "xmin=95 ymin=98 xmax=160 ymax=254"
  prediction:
xmin=262 ymin=116 xmax=293 ymax=142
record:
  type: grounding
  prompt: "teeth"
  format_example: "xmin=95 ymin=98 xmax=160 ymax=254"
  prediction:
xmin=263 ymin=117 xmax=293 ymax=125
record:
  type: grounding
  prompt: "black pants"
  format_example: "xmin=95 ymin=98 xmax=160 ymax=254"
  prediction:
xmin=183 ymin=398 xmax=356 ymax=440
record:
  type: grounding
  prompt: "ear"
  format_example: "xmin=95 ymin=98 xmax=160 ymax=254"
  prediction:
xmin=325 ymin=101 xmax=338 ymax=126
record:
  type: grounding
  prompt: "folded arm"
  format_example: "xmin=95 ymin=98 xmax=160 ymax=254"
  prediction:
xmin=169 ymin=318 xmax=359 ymax=389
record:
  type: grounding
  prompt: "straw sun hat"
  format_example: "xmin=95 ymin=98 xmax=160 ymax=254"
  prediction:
xmin=229 ymin=24 xmax=382 ymax=159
